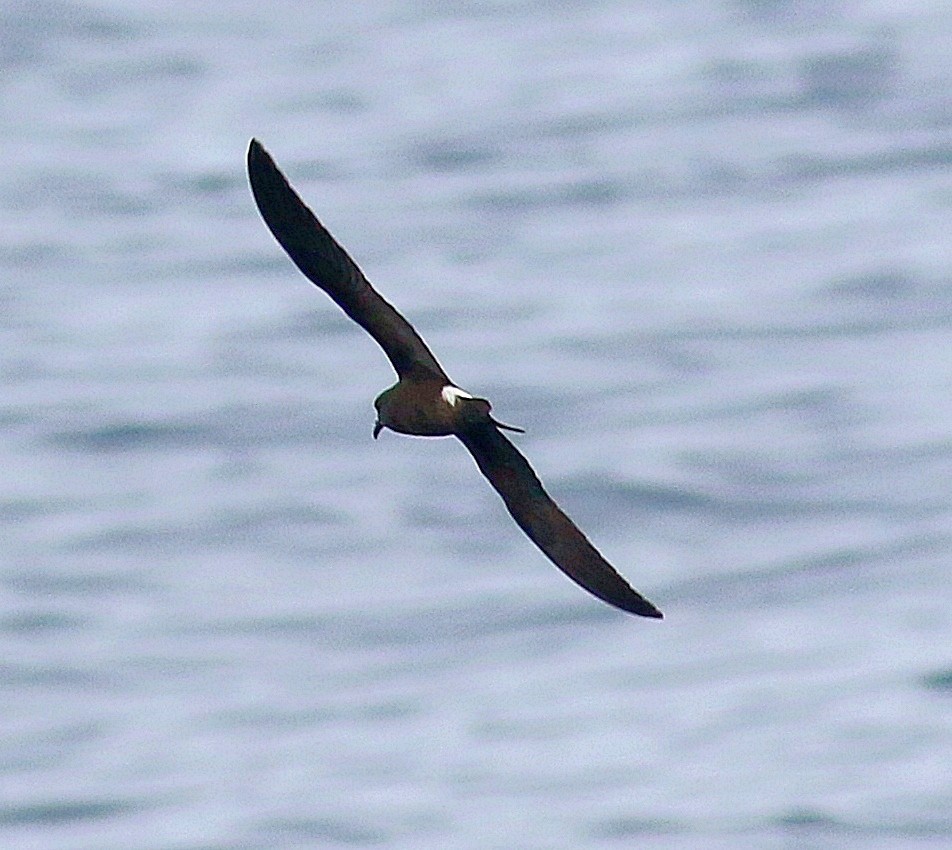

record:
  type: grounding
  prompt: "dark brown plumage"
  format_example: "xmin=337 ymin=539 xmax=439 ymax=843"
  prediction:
xmin=247 ymin=138 xmax=662 ymax=619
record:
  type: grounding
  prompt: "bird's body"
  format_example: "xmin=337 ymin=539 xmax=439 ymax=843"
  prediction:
xmin=375 ymin=379 xmax=471 ymax=437
xmin=247 ymin=139 xmax=662 ymax=619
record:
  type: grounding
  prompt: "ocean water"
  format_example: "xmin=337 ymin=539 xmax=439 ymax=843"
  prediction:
xmin=1 ymin=1 xmax=950 ymax=848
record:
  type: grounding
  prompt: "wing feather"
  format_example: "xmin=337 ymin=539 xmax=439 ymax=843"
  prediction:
xmin=457 ymin=424 xmax=663 ymax=618
xmin=247 ymin=139 xmax=448 ymax=382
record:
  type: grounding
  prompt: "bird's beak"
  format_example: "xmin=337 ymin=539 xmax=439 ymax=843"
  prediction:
xmin=373 ymin=421 xmax=383 ymax=440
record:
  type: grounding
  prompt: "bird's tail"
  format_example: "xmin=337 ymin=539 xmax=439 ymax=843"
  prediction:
xmin=491 ymin=416 xmax=525 ymax=434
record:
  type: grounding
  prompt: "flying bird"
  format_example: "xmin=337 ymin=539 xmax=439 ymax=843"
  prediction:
xmin=247 ymin=139 xmax=662 ymax=619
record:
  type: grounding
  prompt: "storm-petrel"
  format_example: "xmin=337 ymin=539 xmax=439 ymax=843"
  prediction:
xmin=247 ymin=139 xmax=662 ymax=619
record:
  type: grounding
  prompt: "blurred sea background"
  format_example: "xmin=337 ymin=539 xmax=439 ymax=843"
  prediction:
xmin=1 ymin=1 xmax=951 ymax=848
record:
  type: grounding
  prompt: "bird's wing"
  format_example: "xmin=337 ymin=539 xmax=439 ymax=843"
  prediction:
xmin=247 ymin=139 xmax=449 ymax=382
xmin=456 ymin=422 xmax=663 ymax=618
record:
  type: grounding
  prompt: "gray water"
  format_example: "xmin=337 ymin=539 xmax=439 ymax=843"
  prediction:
xmin=1 ymin=1 xmax=951 ymax=848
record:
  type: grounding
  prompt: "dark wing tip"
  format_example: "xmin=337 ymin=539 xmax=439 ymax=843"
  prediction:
xmin=626 ymin=597 xmax=664 ymax=619
xmin=584 ymin=571 xmax=664 ymax=619
xmin=247 ymin=138 xmax=283 ymax=197
xmin=247 ymin=138 xmax=261 ymax=174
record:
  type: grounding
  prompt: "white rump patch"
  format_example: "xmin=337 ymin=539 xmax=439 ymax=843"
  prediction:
xmin=441 ymin=385 xmax=474 ymax=406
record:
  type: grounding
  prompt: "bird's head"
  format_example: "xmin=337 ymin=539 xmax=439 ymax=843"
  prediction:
xmin=372 ymin=384 xmax=399 ymax=439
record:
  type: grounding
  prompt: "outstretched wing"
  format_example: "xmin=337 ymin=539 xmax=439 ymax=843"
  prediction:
xmin=456 ymin=423 xmax=663 ymax=618
xmin=247 ymin=139 xmax=448 ymax=382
